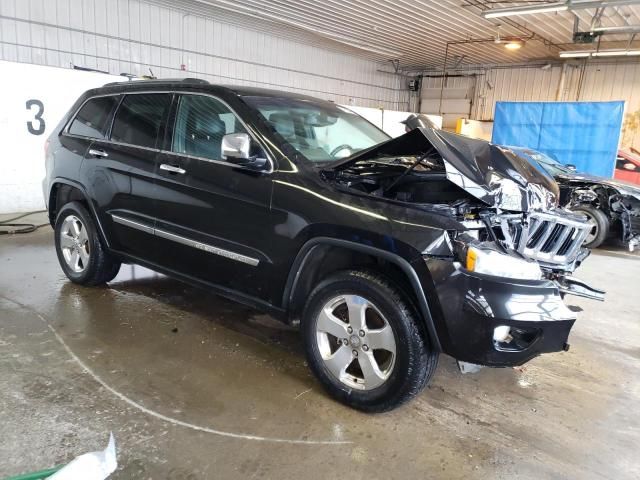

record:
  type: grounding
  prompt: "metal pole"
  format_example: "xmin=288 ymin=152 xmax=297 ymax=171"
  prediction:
xmin=576 ymin=58 xmax=589 ymax=101
xmin=416 ymin=74 xmax=423 ymax=113
xmin=556 ymin=62 xmax=568 ymax=100
xmin=439 ymin=42 xmax=450 ymax=115
xmin=182 ymin=13 xmax=189 ymax=71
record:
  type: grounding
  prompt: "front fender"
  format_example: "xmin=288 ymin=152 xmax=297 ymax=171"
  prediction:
xmin=283 ymin=236 xmax=443 ymax=351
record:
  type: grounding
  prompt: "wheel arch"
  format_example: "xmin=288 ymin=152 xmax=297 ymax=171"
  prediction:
xmin=283 ymin=237 xmax=442 ymax=351
xmin=48 ymin=179 xmax=111 ymax=249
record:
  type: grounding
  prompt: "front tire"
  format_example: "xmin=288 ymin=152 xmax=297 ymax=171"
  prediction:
xmin=572 ymin=205 xmax=609 ymax=249
xmin=301 ymin=270 xmax=438 ymax=412
xmin=54 ymin=201 xmax=121 ymax=285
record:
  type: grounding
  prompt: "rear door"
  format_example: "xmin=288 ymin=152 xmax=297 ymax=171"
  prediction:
xmin=61 ymin=94 xmax=119 ymax=190
xmin=79 ymin=92 xmax=172 ymax=261
xmin=153 ymin=93 xmax=276 ymax=303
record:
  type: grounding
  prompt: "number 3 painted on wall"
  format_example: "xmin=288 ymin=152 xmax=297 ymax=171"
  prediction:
xmin=26 ymin=99 xmax=46 ymax=135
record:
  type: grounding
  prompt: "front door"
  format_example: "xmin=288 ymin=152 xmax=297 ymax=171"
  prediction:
xmin=153 ymin=93 xmax=275 ymax=304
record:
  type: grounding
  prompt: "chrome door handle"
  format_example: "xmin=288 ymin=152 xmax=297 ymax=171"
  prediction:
xmin=88 ymin=148 xmax=108 ymax=158
xmin=160 ymin=164 xmax=186 ymax=174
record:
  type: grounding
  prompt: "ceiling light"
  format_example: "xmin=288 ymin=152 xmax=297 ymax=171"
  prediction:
xmin=482 ymin=2 xmax=568 ymax=18
xmin=559 ymin=49 xmax=640 ymax=58
xmin=559 ymin=51 xmax=592 ymax=58
xmin=505 ymin=41 xmax=523 ymax=50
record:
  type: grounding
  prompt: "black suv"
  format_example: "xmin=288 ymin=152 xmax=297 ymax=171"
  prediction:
xmin=43 ymin=79 xmax=604 ymax=412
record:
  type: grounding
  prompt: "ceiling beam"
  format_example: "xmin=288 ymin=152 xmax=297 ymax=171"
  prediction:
xmin=481 ymin=1 xmax=640 ymax=19
xmin=592 ymin=25 xmax=640 ymax=34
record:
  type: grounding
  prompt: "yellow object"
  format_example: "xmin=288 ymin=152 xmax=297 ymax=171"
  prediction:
xmin=455 ymin=118 xmax=464 ymax=134
xmin=466 ymin=247 xmax=477 ymax=271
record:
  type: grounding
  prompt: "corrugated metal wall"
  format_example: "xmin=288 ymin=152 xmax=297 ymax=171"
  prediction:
xmin=421 ymin=62 xmax=640 ymax=119
xmin=0 ymin=0 xmax=407 ymax=109
xmin=421 ymin=61 xmax=640 ymax=147
xmin=472 ymin=66 xmax=564 ymax=119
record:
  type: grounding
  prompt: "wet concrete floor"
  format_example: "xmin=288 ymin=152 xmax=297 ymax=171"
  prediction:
xmin=1 ymin=225 xmax=639 ymax=479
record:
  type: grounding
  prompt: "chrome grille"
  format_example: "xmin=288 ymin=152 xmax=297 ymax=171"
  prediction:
xmin=499 ymin=211 xmax=591 ymax=267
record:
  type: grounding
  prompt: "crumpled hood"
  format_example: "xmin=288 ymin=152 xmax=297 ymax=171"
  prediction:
xmin=330 ymin=127 xmax=559 ymax=213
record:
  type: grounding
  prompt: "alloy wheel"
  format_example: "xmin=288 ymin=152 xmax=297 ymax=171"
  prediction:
xmin=59 ymin=215 xmax=90 ymax=273
xmin=315 ymin=294 xmax=396 ymax=390
xmin=583 ymin=211 xmax=599 ymax=245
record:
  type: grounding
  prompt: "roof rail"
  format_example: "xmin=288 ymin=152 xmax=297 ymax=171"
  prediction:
xmin=103 ymin=77 xmax=210 ymax=87
xmin=181 ymin=77 xmax=209 ymax=84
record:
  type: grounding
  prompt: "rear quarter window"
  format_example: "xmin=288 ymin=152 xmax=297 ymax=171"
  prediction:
xmin=68 ymin=96 xmax=119 ymax=139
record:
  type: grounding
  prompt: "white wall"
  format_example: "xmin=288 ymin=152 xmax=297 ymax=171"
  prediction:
xmin=0 ymin=0 xmax=406 ymax=110
xmin=345 ymin=106 xmax=442 ymax=138
xmin=0 ymin=0 xmax=413 ymax=213
xmin=0 ymin=61 xmax=124 ymax=213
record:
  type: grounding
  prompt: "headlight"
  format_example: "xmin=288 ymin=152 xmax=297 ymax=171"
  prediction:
xmin=466 ymin=245 xmax=542 ymax=280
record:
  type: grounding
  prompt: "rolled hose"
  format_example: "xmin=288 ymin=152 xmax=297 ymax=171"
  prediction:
xmin=0 ymin=210 xmax=49 ymax=235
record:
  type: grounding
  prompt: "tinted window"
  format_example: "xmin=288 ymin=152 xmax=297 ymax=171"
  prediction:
xmin=68 ymin=96 xmax=118 ymax=138
xmin=111 ymin=93 xmax=172 ymax=149
xmin=172 ymin=95 xmax=247 ymax=161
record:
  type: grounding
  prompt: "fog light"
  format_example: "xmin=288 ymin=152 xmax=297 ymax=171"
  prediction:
xmin=493 ymin=325 xmax=512 ymax=343
xmin=494 ymin=326 xmax=541 ymax=352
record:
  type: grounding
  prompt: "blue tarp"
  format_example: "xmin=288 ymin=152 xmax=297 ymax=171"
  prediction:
xmin=491 ymin=101 xmax=624 ymax=178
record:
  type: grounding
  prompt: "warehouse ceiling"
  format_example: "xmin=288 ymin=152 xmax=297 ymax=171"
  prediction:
xmin=151 ymin=0 xmax=640 ymax=71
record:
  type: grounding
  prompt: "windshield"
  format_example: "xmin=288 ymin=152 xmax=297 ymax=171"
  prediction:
xmin=241 ymin=95 xmax=390 ymax=163
xmin=511 ymin=148 xmax=575 ymax=176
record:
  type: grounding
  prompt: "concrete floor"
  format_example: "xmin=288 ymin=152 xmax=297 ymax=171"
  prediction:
xmin=1 ymin=218 xmax=639 ymax=479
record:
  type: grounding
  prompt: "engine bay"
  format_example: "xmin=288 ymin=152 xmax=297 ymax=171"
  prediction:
xmin=327 ymin=154 xmax=485 ymax=218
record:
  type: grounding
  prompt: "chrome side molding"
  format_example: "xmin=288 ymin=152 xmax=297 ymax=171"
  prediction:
xmin=111 ymin=214 xmax=259 ymax=266
xmin=111 ymin=215 xmax=154 ymax=234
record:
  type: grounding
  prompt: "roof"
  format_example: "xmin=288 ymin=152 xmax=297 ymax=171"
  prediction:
xmin=97 ymin=78 xmax=335 ymax=103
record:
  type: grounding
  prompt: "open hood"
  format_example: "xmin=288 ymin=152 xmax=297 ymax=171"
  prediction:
xmin=330 ymin=128 xmax=559 ymax=212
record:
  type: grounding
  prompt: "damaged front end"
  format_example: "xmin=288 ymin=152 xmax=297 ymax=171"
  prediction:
xmin=566 ymin=183 xmax=640 ymax=251
xmin=328 ymin=127 xmax=603 ymax=297
xmin=614 ymin=192 xmax=640 ymax=251
xmin=325 ymin=128 xmax=605 ymax=367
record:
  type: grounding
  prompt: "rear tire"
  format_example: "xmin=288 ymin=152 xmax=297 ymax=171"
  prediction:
xmin=301 ymin=270 xmax=438 ymax=412
xmin=54 ymin=201 xmax=121 ymax=285
xmin=572 ymin=205 xmax=609 ymax=249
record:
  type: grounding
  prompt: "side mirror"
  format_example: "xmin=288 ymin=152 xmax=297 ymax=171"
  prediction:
xmin=566 ymin=164 xmax=577 ymax=171
xmin=221 ymin=133 xmax=268 ymax=170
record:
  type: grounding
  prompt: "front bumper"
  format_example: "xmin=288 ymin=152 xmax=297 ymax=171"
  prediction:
xmin=428 ymin=260 xmax=578 ymax=367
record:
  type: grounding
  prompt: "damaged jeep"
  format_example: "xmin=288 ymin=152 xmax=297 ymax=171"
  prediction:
xmin=512 ymin=148 xmax=640 ymax=250
xmin=44 ymin=82 xmax=603 ymax=412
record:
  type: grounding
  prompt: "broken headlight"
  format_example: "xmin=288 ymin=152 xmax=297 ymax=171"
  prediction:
xmin=464 ymin=244 xmax=542 ymax=281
